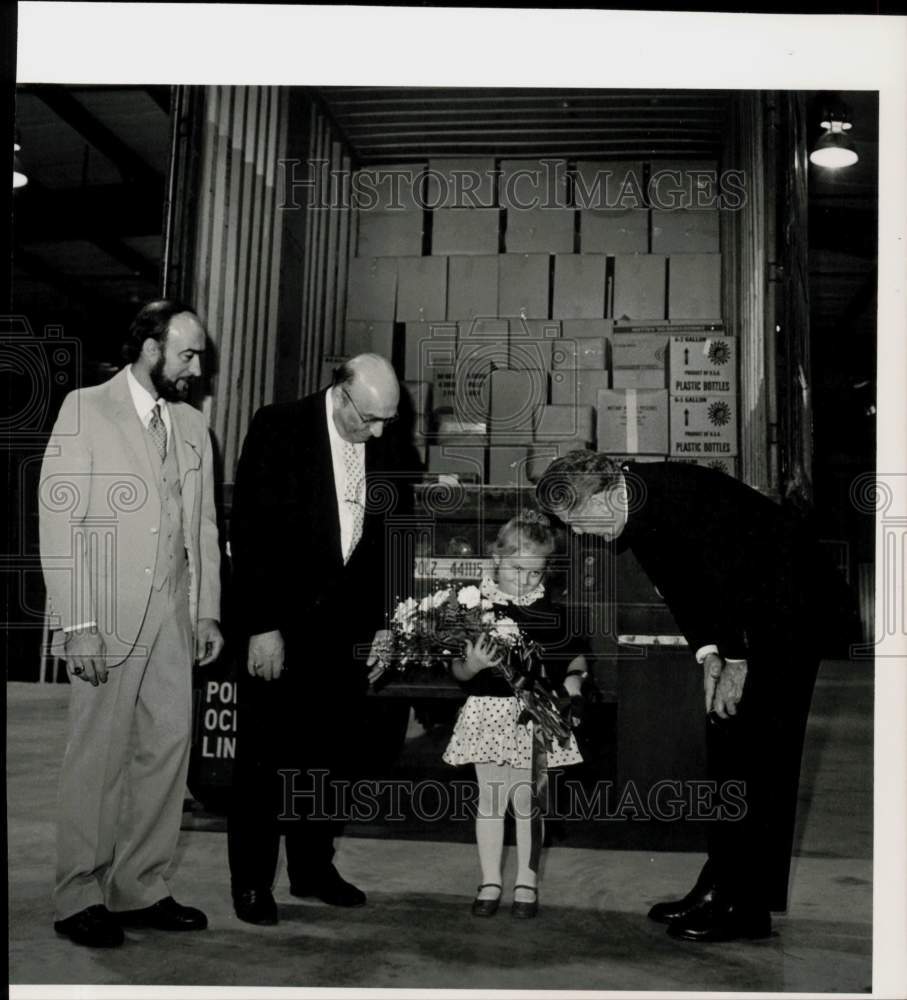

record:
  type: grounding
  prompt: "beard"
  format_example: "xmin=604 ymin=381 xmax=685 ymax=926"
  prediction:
xmin=150 ymin=356 xmax=190 ymax=402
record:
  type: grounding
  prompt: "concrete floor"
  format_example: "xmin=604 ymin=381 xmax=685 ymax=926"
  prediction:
xmin=8 ymin=660 xmax=874 ymax=993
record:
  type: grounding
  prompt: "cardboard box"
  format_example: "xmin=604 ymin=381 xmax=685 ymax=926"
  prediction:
xmin=346 ymin=257 xmax=397 ymax=321
xmin=561 ymin=319 xmax=614 ymax=340
xmin=508 ymin=319 xmax=561 ymax=372
xmin=354 ymin=164 xmax=426 ymax=212
xmin=500 ymin=159 xmax=569 ymax=210
xmin=669 ymin=456 xmax=738 ymax=478
xmin=401 ymin=380 xmax=431 ymax=437
xmin=580 ymin=209 xmax=649 ymax=253
xmin=446 ymin=256 xmax=499 ymax=321
xmin=396 ymin=257 xmax=448 ymax=323
xmin=489 ymin=369 xmax=546 ymax=442
xmin=574 ymin=161 xmax=646 ymax=210
xmin=432 ymin=209 xmax=500 ymax=255
xmin=488 ymin=447 xmax=532 ymax=486
xmin=426 ymin=157 xmax=497 ymax=209
xmin=551 ymin=338 xmax=608 ymax=371
xmin=651 ymin=209 xmax=720 ymax=254
xmin=344 ymin=320 xmax=395 ymax=359
xmin=552 ymin=254 xmax=607 ymax=318
xmin=356 ymin=210 xmax=424 ymax=257
xmin=458 ymin=318 xmax=510 ymax=343
xmin=534 ymin=404 xmax=595 ymax=443
xmin=505 ymin=207 xmax=574 ymax=254
xmin=612 ymin=333 xmax=668 ymax=389
xmin=551 ymin=369 xmax=610 ymax=408
xmin=527 ymin=439 xmax=595 ymax=482
xmin=498 ymin=254 xmax=550 ymax=319
xmin=670 ymin=394 xmax=738 ymax=457
xmin=426 ymin=446 xmax=486 ymax=482
xmin=596 ymin=389 xmax=669 ymax=455
xmin=613 ymin=255 xmax=666 ymax=320
xmin=453 ymin=333 xmax=508 ymax=427
xmin=403 ymin=321 xmax=457 ymax=382
xmin=669 ymin=333 xmax=736 ymax=394
xmin=648 ymin=160 xmax=719 ymax=212
xmin=668 ymin=254 xmax=722 ymax=320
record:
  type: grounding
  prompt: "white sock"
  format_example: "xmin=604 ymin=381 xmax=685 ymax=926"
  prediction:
xmin=510 ymin=766 xmax=541 ymax=901
xmin=474 ymin=763 xmax=507 ymax=899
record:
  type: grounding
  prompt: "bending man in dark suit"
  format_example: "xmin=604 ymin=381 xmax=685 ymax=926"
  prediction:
xmin=536 ymin=451 xmax=842 ymax=943
xmin=228 ymin=354 xmax=415 ymax=926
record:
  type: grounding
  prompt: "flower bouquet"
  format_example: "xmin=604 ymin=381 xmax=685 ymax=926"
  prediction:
xmin=388 ymin=583 xmax=573 ymax=752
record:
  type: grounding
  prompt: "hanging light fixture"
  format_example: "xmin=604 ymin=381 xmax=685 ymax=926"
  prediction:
xmin=12 ymin=141 xmax=28 ymax=189
xmin=810 ymin=109 xmax=858 ymax=169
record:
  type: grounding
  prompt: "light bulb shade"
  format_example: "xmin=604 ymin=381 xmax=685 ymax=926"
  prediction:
xmin=810 ymin=128 xmax=858 ymax=169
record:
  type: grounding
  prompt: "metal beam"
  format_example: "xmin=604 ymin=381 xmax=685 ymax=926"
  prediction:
xmin=28 ymin=85 xmax=163 ymax=185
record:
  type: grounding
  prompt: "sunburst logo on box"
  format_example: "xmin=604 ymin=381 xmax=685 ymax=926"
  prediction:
xmin=708 ymin=400 xmax=732 ymax=426
xmin=707 ymin=340 xmax=731 ymax=366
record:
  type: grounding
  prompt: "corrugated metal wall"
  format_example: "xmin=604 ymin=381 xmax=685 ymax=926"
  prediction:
xmin=191 ymin=86 xmax=289 ymax=482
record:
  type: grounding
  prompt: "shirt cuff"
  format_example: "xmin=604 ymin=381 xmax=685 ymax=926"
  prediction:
xmin=63 ymin=621 xmax=97 ymax=634
xmin=695 ymin=644 xmax=719 ymax=664
xmin=725 ymin=658 xmax=748 ymax=666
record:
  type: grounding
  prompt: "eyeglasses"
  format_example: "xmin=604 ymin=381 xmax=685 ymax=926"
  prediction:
xmin=342 ymin=386 xmax=398 ymax=427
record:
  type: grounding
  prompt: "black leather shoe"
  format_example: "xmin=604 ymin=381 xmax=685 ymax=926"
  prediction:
xmin=511 ymin=884 xmax=539 ymax=919
xmin=116 ymin=896 xmax=208 ymax=931
xmin=233 ymin=888 xmax=278 ymax=926
xmin=470 ymin=883 xmax=502 ymax=918
xmin=54 ymin=905 xmax=124 ymax=948
xmin=667 ymin=899 xmax=771 ymax=942
xmin=648 ymin=863 xmax=719 ymax=924
xmin=290 ymin=865 xmax=366 ymax=907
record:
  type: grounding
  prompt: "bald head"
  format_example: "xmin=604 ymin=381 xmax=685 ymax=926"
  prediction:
xmin=332 ymin=353 xmax=400 ymax=442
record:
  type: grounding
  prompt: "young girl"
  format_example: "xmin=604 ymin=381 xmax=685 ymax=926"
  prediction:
xmin=442 ymin=510 xmax=588 ymax=919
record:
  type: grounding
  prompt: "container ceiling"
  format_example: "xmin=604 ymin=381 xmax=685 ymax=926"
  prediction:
xmin=315 ymin=87 xmax=731 ymax=164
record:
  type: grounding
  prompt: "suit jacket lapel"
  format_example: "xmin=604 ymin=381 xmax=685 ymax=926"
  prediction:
xmin=105 ymin=367 xmax=158 ymax=491
xmin=316 ymin=389 xmax=343 ymax=566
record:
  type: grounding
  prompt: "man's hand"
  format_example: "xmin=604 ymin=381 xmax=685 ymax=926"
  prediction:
xmin=703 ymin=652 xmax=748 ymax=717
xmin=196 ymin=618 xmax=225 ymax=666
xmin=64 ymin=629 xmax=108 ymax=686
xmin=366 ymin=628 xmax=393 ymax=685
xmin=247 ymin=630 xmax=285 ymax=681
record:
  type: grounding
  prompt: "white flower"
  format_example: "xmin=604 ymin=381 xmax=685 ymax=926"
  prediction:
xmin=480 ymin=598 xmax=494 ymax=611
xmin=432 ymin=588 xmax=451 ymax=608
xmin=393 ymin=597 xmax=418 ymax=625
xmin=491 ymin=615 xmax=520 ymax=646
xmin=419 ymin=595 xmax=433 ymax=612
xmin=457 ymin=585 xmax=482 ymax=609
xmin=480 ymin=611 xmax=496 ymax=625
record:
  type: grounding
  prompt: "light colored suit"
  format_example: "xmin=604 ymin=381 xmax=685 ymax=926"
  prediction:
xmin=39 ymin=366 xmax=221 ymax=919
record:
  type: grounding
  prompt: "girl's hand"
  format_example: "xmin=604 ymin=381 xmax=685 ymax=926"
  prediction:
xmin=464 ymin=635 xmax=503 ymax=674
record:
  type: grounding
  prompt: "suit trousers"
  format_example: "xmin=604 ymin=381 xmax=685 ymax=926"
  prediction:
xmin=704 ymin=638 xmax=820 ymax=911
xmin=227 ymin=656 xmax=366 ymax=894
xmin=53 ymin=566 xmax=193 ymax=921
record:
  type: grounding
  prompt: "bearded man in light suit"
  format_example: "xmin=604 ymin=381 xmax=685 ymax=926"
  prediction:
xmin=39 ymin=299 xmax=224 ymax=949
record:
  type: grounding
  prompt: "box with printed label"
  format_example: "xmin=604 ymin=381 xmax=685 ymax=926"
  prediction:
xmin=488 ymin=447 xmax=533 ymax=487
xmin=596 ymin=389 xmax=669 ymax=455
xmin=580 ymin=209 xmax=649 ymax=253
xmin=669 ymin=333 xmax=736 ymax=394
xmin=426 ymin=446 xmax=486 ymax=483
xmin=648 ymin=160 xmax=719 ymax=212
xmin=651 ymin=209 xmax=719 ymax=254
xmin=561 ymin=319 xmax=614 ymax=340
xmin=432 ymin=209 xmax=500 ymax=255
xmin=447 ymin=256 xmax=499 ymax=321
xmin=534 ymin=405 xmax=595 ymax=443
xmin=552 ymin=254 xmax=607 ymax=318
xmin=574 ymin=161 xmax=646 ymax=210
xmin=551 ymin=338 xmax=608 ymax=371
xmin=498 ymin=254 xmax=550 ymax=319
xmin=354 ymin=164 xmax=426 ymax=212
xmin=396 ymin=257 xmax=448 ymax=323
xmin=489 ymin=369 xmax=546 ymax=442
xmin=551 ymin=369 xmax=610 ymax=408
xmin=670 ymin=394 xmax=738 ymax=457
xmin=612 ymin=333 xmax=668 ymax=389
xmin=668 ymin=254 xmax=722 ymax=320
xmin=426 ymin=158 xmax=497 ymax=209
xmin=346 ymin=258 xmax=398 ymax=321
xmin=499 ymin=159 xmax=569 ymax=210
xmin=454 ymin=331 xmax=508 ymax=426
xmin=404 ymin=322 xmax=457 ymax=382
xmin=613 ymin=255 xmax=667 ymax=320
xmin=345 ymin=320 xmax=395 ymax=359
xmin=505 ymin=208 xmax=575 ymax=254
xmin=356 ymin=210 xmax=424 ymax=257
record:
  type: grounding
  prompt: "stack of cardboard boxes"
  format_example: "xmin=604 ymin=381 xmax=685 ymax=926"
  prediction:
xmin=333 ymin=158 xmax=738 ymax=483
